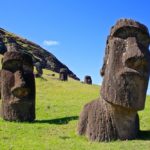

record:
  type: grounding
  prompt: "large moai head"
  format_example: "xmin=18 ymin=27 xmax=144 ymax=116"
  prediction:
xmin=59 ymin=68 xmax=68 ymax=81
xmin=1 ymin=51 xmax=35 ymax=121
xmin=101 ymin=19 xmax=150 ymax=110
xmin=84 ymin=75 xmax=92 ymax=84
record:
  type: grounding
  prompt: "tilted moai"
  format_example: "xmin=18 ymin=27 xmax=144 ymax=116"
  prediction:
xmin=84 ymin=75 xmax=92 ymax=84
xmin=77 ymin=19 xmax=150 ymax=141
xmin=1 ymin=51 xmax=35 ymax=122
xmin=59 ymin=68 xmax=68 ymax=81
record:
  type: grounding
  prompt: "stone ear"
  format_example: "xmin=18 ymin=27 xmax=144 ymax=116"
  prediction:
xmin=100 ymin=36 xmax=110 ymax=77
xmin=100 ymin=53 xmax=107 ymax=77
xmin=100 ymin=62 xmax=105 ymax=76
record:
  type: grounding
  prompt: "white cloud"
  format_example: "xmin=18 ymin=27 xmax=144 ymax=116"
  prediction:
xmin=43 ymin=40 xmax=59 ymax=46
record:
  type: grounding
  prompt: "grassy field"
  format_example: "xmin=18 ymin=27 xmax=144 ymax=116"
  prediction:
xmin=0 ymin=69 xmax=150 ymax=150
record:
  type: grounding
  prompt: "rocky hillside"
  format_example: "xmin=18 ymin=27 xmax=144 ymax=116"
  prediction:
xmin=0 ymin=28 xmax=80 ymax=80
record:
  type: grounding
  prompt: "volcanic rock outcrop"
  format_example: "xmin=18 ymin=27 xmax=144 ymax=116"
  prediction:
xmin=0 ymin=28 xmax=80 ymax=80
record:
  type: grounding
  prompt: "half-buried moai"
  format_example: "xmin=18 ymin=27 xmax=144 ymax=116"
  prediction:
xmin=84 ymin=75 xmax=92 ymax=84
xmin=1 ymin=51 xmax=35 ymax=122
xmin=59 ymin=68 xmax=68 ymax=81
xmin=35 ymin=62 xmax=43 ymax=77
xmin=77 ymin=19 xmax=150 ymax=141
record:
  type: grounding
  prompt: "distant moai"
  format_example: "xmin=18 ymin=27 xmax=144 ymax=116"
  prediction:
xmin=1 ymin=51 xmax=35 ymax=122
xmin=77 ymin=19 xmax=150 ymax=141
xmin=59 ymin=68 xmax=68 ymax=81
xmin=35 ymin=62 xmax=43 ymax=77
xmin=84 ymin=75 xmax=92 ymax=84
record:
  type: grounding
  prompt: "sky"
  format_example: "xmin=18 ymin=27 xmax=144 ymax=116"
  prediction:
xmin=0 ymin=0 xmax=150 ymax=94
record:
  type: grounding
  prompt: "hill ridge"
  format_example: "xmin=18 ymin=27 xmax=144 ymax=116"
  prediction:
xmin=0 ymin=28 xmax=80 ymax=80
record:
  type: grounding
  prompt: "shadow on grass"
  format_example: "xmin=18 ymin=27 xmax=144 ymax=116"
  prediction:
xmin=137 ymin=130 xmax=150 ymax=140
xmin=34 ymin=116 xmax=79 ymax=125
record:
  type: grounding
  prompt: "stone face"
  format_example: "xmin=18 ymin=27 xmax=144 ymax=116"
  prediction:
xmin=78 ymin=19 xmax=150 ymax=141
xmin=59 ymin=68 xmax=68 ymax=81
xmin=101 ymin=19 xmax=150 ymax=110
xmin=84 ymin=75 xmax=92 ymax=84
xmin=1 ymin=51 xmax=35 ymax=122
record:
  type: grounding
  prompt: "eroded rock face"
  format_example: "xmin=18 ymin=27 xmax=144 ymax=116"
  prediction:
xmin=84 ymin=75 xmax=92 ymax=84
xmin=78 ymin=19 xmax=150 ymax=141
xmin=59 ymin=68 xmax=68 ymax=81
xmin=1 ymin=51 xmax=35 ymax=122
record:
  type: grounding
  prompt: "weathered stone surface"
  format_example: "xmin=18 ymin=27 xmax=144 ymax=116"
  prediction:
xmin=101 ymin=19 xmax=150 ymax=110
xmin=84 ymin=75 xmax=92 ymax=84
xmin=1 ymin=51 xmax=35 ymax=122
xmin=78 ymin=19 xmax=150 ymax=141
xmin=78 ymin=98 xmax=139 ymax=141
xmin=59 ymin=68 xmax=68 ymax=81
xmin=5 ymin=38 xmax=18 ymax=52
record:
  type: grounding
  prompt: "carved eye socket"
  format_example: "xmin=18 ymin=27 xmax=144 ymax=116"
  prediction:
xmin=113 ymin=27 xmax=150 ymax=47
xmin=2 ymin=60 xmax=22 ymax=72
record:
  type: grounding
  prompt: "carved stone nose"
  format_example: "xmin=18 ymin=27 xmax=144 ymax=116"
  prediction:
xmin=11 ymin=87 xmax=30 ymax=98
xmin=11 ymin=70 xmax=29 ymax=97
xmin=123 ymin=37 xmax=144 ymax=65
xmin=122 ymin=37 xmax=149 ymax=75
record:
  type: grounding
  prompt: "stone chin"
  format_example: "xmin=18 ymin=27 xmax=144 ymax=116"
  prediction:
xmin=101 ymin=69 xmax=149 ymax=110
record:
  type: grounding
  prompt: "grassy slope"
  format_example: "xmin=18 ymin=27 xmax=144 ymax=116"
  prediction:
xmin=0 ymin=69 xmax=150 ymax=150
xmin=0 ymin=29 xmax=80 ymax=80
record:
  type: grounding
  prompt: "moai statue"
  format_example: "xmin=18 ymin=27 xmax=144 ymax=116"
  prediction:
xmin=77 ymin=19 xmax=150 ymax=141
xmin=59 ymin=68 xmax=68 ymax=81
xmin=84 ymin=75 xmax=92 ymax=84
xmin=35 ymin=62 xmax=43 ymax=77
xmin=1 ymin=51 xmax=35 ymax=122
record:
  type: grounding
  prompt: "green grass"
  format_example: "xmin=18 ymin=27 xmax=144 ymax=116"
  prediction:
xmin=0 ymin=69 xmax=150 ymax=150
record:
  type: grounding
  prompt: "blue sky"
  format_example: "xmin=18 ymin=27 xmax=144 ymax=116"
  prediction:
xmin=1 ymin=0 xmax=150 ymax=94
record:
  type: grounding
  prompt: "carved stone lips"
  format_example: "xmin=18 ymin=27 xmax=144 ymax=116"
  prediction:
xmin=11 ymin=87 xmax=30 ymax=98
xmin=124 ymin=56 xmax=149 ymax=78
xmin=9 ymin=99 xmax=32 ymax=105
xmin=120 ymin=67 xmax=148 ymax=79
